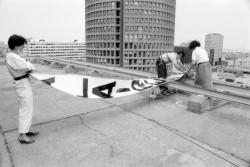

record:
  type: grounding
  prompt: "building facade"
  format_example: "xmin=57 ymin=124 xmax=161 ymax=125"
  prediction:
xmin=223 ymin=51 xmax=250 ymax=60
xmin=0 ymin=41 xmax=8 ymax=58
xmin=205 ymin=33 xmax=224 ymax=66
xmin=24 ymin=41 xmax=86 ymax=61
xmin=85 ymin=0 xmax=176 ymax=73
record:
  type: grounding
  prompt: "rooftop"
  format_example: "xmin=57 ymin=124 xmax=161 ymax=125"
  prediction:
xmin=0 ymin=64 xmax=250 ymax=167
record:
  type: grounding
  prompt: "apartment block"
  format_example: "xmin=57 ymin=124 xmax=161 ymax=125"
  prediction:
xmin=24 ymin=41 xmax=86 ymax=61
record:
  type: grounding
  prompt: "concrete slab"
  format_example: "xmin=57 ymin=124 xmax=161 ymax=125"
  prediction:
xmin=5 ymin=107 xmax=237 ymax=167
xmin=0 ymin=79 xmax=16 ymax=100
xmin=126 ymin=94 xmax=250 ymax=166
xmin=0 ymin=128 xmax=12 ymax=167
xmin=102 ymin=92 xmax=150 ymax=109
xmin=4 ymin=116 xmax=82 ymax=167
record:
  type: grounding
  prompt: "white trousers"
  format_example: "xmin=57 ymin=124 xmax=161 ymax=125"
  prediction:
xmin=14 ymin=78 xmax=33 ymax=134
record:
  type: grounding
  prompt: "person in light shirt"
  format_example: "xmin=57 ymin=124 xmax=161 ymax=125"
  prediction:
xmin=6 ymin=34 xmax=39 ymax=144
xmin=156 ymin=51 xmax=187 ymax=95
xmin=156 ymin=51 xmax=187 ymax=79
xmin=188 ymin=40 xmax=213 ymax=89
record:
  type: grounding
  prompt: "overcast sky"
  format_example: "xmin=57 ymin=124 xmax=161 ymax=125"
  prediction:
xmin=0 ymin=0 xmax=249 ymax=50
xmin=175 ymin=0 xmax=250 ymax=50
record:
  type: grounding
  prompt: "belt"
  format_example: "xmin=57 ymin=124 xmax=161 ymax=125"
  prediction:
xmin=14 ymin=74 xmax=29 ymax=81
xmin=198 ymin=61 xmax=207 ymax=66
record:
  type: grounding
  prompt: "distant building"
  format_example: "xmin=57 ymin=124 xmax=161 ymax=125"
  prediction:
xmin=205 ymin=33 xmax=224 ymax=66
xmin=234 ymin=57 xmax=250 ymax=69
xmin=0 ymin=41 xmax=8 ymax=58
xmin=223 ymin=51 xmax=250 ymax=60
xmin=224 ymin=48 xmax=250 ymax=53
xmin=24 ymin=41 xmax=86 ymax=61
xmin=174 ymin=46 xmax=192 ymax=64
xmin=85 ymin=0 xmax=176 ymax=73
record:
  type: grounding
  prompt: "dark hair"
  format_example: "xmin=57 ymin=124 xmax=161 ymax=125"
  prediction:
xmin=8 ymin=34 xmax=27 ymax=50
xmin=188 ymin=40 xmax=200 ymax=50
xmin=177 ymin=50 xmax=185 ymax=58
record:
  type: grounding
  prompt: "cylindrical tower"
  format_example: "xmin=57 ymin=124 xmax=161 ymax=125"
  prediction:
xmin=85 ymin=0 xmax=176 ymax=73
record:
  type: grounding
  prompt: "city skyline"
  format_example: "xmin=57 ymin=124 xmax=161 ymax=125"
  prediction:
xmin=0 ymin=0 xmax=249 ymax=50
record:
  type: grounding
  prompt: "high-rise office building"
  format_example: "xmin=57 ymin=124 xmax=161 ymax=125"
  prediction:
xmin=205 ymin=33 xmax=224 ymax=65
xmin=85 ymin=0 xmax=176 ymax=72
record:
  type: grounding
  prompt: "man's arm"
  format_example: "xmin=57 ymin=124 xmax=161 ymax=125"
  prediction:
xmin=185 ymin=50 xmax=196 ymax=74
xmin=7 ymin=55 xmax=35 ymax=71
xmin=174 ymin=60 xmax=187 ymax=73
xmin=168 ymin=54 xmax=186 ymax=73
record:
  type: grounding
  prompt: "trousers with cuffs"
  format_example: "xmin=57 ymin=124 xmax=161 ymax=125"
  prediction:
xmin=14 ymin=78 xmax=33 ymax=134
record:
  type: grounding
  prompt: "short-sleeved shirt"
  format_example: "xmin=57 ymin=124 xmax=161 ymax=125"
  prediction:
xmin=160 ymin=52 xmax=178 ymax=65
xmin=6 ymin=52 xmax=35 ymax=78
xmin=192 ymin=47 xmax=209 ymax=64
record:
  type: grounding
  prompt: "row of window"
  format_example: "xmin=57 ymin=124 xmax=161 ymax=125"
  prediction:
xmin=86 ymin=34 xmax=120 ymax=41
xmin=88 ymin=57 xmax=121 ymax=65
xmin=86 ymin=10 xmax=174 ymax=24
xmin=124 ymin=42 xmax=172 ymax=50
xmin=86 ymin=0 xmax=175 ymax=9
xmin=125 ymin=18 xmax=174 ymax=28
xmin=87 ymin=26 xmax=173 ymax=35
xmin=124 ymin=34 xmax=173 ymax=42
xmin=87 ymin=23 xmax=118 ymax=32
xmin=86 ymin=33 xmax=174 ymax=42
xmin=27 ymin=53 xmax=84 ymax=56
xmin=86 ymin=9 xmax=174 ymax=22
xmin=86 ymin=10 xmax=118 ymax=20
xmin=86 ymin=50 xmax=169 ymax=59
xmin=86 ymin=42 xmax=172 ymax=50
xmin=87 ymin=42 xmax=120 ymax=49
xmin=28 ymin=47 xmax=85 ymax=50
xmin=28 ymin=44 xmax=85 ymax=47
xmin=124 ymin=51 xmax=165 ymax=58
xmin=86 ymin=0 xmax=175 ymax=5
xmin=125 ymin=26 xmax=174 ymax=34
xmin=87 ymin=26 xmax=119 ymax=34
xmin=90 ymin=57 xmax=158 ymax=66
xmin=88 ymin=57 xmax=158 ymax=73
xmin=125 ymin=0 xmax=175 ymax=9
xmin=85 ymin=0 xmax=100 ymax=5
xmin=28 ymin=50 xmax=85 ymax=53
xmin=86 ymin=18 xmax=120 ymax=27
xmin=87 ymin=60 xmax=165 ymax=73
xmin=86 ymin=18 xmax=174 ymax=29
xmin=124 ymin=58 xmax=156 ymax=66
xmin=86 ymin=1 xmax=119 ymax=13
xmin=87 ymin=50 xmax=120 ymax=57
xmin=124 ymin=9 xmax=174 ymax=19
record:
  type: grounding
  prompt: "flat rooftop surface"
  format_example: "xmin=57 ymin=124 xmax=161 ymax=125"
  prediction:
xmin=0 ymin=64 xmax=250 ymax=167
